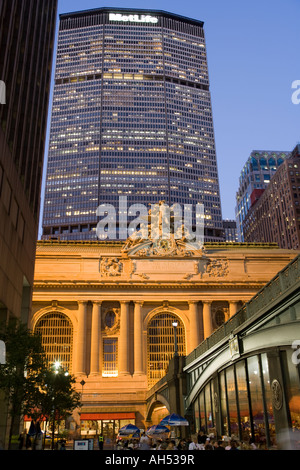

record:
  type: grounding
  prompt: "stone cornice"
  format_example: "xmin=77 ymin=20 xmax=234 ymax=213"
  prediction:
xmin=33 ymin=281 xmax=265 ymax=290
xmin=37 ymin=240 xmax=280 ymax=250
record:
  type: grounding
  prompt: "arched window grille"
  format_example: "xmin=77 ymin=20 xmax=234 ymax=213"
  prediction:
xmin=34 ymin=312 xmax=73 ymax=372
xmin=147 ymin=312 xmax=185 ymax=388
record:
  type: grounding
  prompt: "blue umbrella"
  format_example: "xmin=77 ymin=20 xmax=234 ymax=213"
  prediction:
xmin=146 ymin=425 xmax=170 ymax=436
xmin=160 ymin=413 xmax=189 ymax=426
xmin=118 ymin=424 xmax=140 ymax=436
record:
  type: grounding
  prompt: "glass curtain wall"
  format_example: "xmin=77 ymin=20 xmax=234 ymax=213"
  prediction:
xmin=192 ymin=350 xmax=300 ymax=446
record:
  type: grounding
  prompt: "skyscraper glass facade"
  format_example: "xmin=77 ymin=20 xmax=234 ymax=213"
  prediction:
xmin=235 ymin=150 xmax=289 ymax=241
xmin=42 ymin=8 xmax=223 ymax=241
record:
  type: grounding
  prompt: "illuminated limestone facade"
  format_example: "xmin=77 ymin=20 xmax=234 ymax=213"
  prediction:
xmin=30 ymin=238 xmax=298 ymax=436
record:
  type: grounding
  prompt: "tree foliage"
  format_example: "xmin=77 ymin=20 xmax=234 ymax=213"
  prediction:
xmin=28 ymin=365 xmax=81 ymax=449
xmin=0 ymin=321 xmax=81 ymax=450
xmin=0 ymin=321 xmax=47 ymax=448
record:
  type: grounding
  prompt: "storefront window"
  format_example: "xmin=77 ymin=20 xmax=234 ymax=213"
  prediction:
xmin=199 ymin=391 xmax=206 ymax=431
xmin=192 ymin=348 xmax=300 ymax=448
xmin=210 ymin=380 xmax=217 ymax=437
xmin=261 ymin=353 xmax=275 ymax=446
xmin=102 ymin=420 xmax=115 ymax=440
xmin=81 ymin=420 xmax=98 ymax=436
xmin=205 ymin=383 xmax=214 ymax=434
xmin=235 ymin=360 xmax=251 ymax=442
xmin=194 ymin=397 xmax=200 ymax=432
xmin=226 ymin=366 xmax=239 ymax=437
xmin=285 ymin=351 xmax=300 ymax=433
xmin=220 ymin=371 xmax=228 ymax=436
xmin=247 ymin=356 xmax=266 ymax=445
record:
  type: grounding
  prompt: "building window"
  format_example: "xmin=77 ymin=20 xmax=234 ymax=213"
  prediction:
xmin=147 ymin=312 xmax=185 ymax=388
xmin=102 ymin=338 xmax=118 ymax=377
xmin=34 ymin=312 xmax=73 ymax=371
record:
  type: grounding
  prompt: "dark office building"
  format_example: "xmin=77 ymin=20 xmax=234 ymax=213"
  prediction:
xmin=42 ymin=8 xmax=223 ymax=242
xmin=223 ymin=219 xmax=238 ymax=242
xmin=0 ymin=0 xmax=57 ymax=444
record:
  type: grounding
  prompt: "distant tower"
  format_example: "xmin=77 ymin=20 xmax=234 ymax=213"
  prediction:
xmin=235 ymin=150 xmax=289 ymax=241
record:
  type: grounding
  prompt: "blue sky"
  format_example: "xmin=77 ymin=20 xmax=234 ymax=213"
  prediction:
xmin=39 ymin=0 xmax=300 ymax=234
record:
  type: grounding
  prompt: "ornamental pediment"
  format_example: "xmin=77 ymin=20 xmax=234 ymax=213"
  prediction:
xmin=122 ymin=234 xmax=205 ymax=258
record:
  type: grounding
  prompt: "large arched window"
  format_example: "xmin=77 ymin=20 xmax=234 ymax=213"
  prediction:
xmin=34 ymin=312 xmax=73 ymax=372
xmin=147 ymin=312 xmax=185 ymax=388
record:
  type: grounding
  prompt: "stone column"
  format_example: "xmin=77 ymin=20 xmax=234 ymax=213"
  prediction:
xmin=134 ymin=301 xmax=144 ymax=376
xmin=90 ymin=301 xmax=102 ymax=375
xmin=76 ymin=301 xmax=88 ymax=375
xmin=229 ymin=301 xmax=239 ymax=318
xmin=119 ymin=301 xmax=130 ymax=376
xmin=203 ymin=301 xmax=213 ymax=339
xmin=189 ymin=301 xmax=200 ymax=351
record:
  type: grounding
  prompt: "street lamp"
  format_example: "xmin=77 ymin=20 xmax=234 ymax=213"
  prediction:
xmin=172 ymin=321 xmax=178 ymax=357
xmin=80 ymin=379 xmax=86 ymax=399
xmin=54 ymin=361 xmax=61 ymax=374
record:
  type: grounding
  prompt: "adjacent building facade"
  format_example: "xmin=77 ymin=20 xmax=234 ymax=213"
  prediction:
xmin=41 ymin=7 xmax=224 ymax=243
xmin=0 ymin=0 xmax=57 ymax=322
xmin=235 ymin=150 xmax=289 ymax=241
xmin=30 ymin=234 xmax=298 ymax=440
xmin=183 ymin=253 xmax=300 ymax=449
xmin=243 ymin=144 xmax=300 ymax=249
xmin=0 ymin=0 xmax=57 ymax=444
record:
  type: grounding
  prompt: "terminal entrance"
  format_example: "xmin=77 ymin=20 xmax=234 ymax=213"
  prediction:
xmin=80 ymin=413 xmax=136 ymax=441
xmin=101 ymin=420 xmax=116 ymax=441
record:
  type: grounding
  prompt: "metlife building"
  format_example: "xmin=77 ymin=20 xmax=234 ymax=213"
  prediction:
xmin=42 ymin=8 xmax=224 ymax=241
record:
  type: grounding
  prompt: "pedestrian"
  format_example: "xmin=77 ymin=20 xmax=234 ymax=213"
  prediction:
xmin=215 ymin=440 xmax=225 ymax=451
xmin=228 ymin=440 xmax=239 ymax=450
xmin=59 ymin=439 xmax=66 ymax=450
xmin=18 ymin=430 xmax=26 ymax=450
xmin=197 ymin=429 xmax=207 ymax=445
xmin=189 ymin=435 xmax=202 ymax=450
xmin=25 ymin=433 xmax=31 ymax=450
xmin=177 ymin=439 xmax=187 ymax=450
xmin=98 ymin=433 xmax=104 ymax=450
xmin=139 ymin=432 xmax=151 ymax=450
xmin=204 ymin=443 xmax=214 ymax=450
xmin=166 ymin=440 xmax=177 ymax=450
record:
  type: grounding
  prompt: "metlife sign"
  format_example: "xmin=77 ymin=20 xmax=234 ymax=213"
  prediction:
xmin=109 ymin=13 xmax=159 ymax=24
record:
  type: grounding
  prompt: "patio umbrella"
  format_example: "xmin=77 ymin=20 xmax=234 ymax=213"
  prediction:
xmin=146 ymin=425 xmax=170 ymax=436
xmin=118 ymin=424 xmax=140 ymax=437
xmin=160 ymin=413 xmax=189 ymax=426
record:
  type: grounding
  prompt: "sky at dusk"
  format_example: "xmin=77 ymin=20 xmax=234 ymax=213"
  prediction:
xmin=39 ymin=0 xmax=300 ymax=234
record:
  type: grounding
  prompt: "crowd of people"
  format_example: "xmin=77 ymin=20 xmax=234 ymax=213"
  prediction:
xmin=114 ymin=430 xmax=268 ymax=451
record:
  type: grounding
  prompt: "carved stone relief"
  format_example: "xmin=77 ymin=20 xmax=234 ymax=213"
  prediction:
xmin=100 ymin=257 xmax=123 ymax=277
xmin=205 ymin=259 xmax=229 ymax=278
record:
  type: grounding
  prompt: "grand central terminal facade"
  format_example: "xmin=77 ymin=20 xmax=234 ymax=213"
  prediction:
xmin=30 ymin=233 xmax=299 ymax=440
